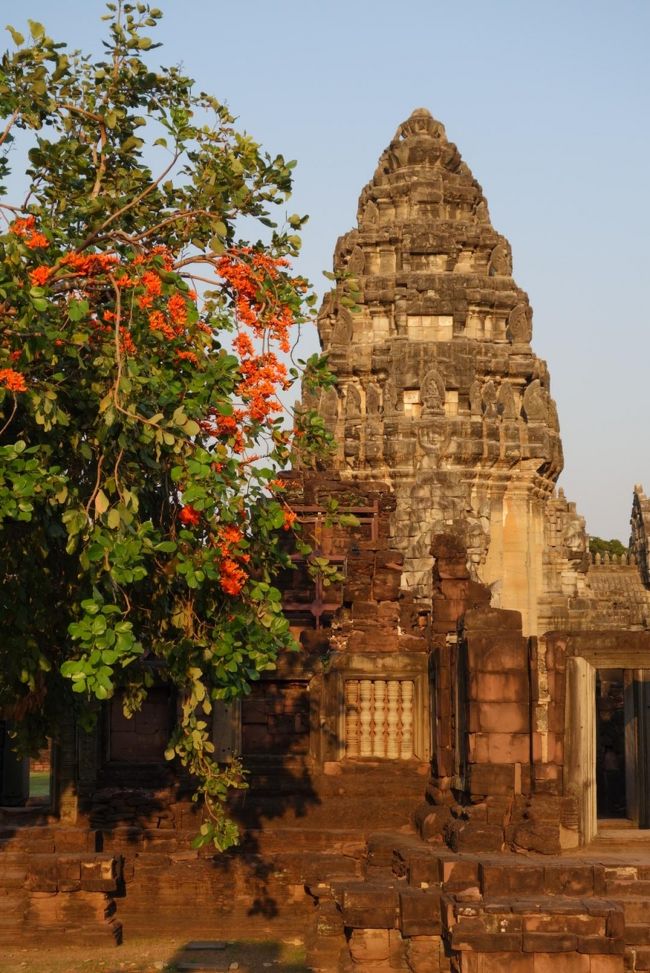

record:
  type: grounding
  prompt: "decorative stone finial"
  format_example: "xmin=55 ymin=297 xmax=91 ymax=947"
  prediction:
xmin=395 ymin=108 xmax=446 ymax=141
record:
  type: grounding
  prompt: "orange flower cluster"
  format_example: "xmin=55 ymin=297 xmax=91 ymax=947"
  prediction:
xmin=145 ymin=289 xmax=193 ymax=345
xmin=212 ymin=248 xmax=305 ymax=454
xmin=61 ymin=251 xmax=119 ymax=275
xmin=178 ymin=505 xmax=201 ymax=527
xmin=148 ymin=310 xmax=176 ymax=341
xmin=219 ymin=557 xmax=247 ymax=596
xmin=29 ymin=266 xmax=52 ymax=286
xmin=119 ymin=326 xmax=137 ymax=356
xmin=282 ymin=509 xmax=297 ymax=531
xmin=168 ymin=293 xmax=188 ymax=326
xmin=11 ymin=216 xmax=48 ymax=249
xmin=236 ymin=351 xmax=288 ymax=424
xmin=219 ymin=525 xmax=243 ymax=546
xmin=0 ymin=368 xmax=27 ymax=393
xmin=202 ymin=409 xmax=246 ymax=454
xmin=216 ymin=249 xmax=293 ymax=353
xmin=215 ymin=523 xmax=249 ymax=597
xmin=137 ymin=270 xmax=162 ymax=309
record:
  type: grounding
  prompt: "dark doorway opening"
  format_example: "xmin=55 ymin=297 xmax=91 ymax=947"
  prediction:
xmin=596 ymin=668 xmax=627 ymax=819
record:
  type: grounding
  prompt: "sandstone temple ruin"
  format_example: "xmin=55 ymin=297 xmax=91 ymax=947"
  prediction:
xmin=3 ymin=109 xmax=650 ymax=973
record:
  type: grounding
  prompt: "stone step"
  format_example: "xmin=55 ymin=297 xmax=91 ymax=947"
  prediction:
xmin=449 ymin=895 xmax=624 ymax=955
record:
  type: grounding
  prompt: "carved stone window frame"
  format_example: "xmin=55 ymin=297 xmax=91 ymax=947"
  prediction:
xmin=333 ymin=654 xmax=430 ymax=763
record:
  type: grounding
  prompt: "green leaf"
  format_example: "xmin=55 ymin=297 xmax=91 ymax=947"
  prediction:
xmin=27 ymin=19 xmax=45 ymax=39
xmin=94 ymin=490 xmax=109 ymax=515
xmin=68 ymin=299 xmax=89 ymax=322
xmin=154 ymin=541 xmax=177 ymax=553
xmin=5 ymin=25 xmax=24 ymax=45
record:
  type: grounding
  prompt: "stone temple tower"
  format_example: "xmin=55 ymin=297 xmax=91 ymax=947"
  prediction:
xmin=308 ymin=108 xmax=566 ymax=636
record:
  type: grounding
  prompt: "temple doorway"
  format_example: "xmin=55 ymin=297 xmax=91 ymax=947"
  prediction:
xmin=596 ymin=669 xmax=627 ymax=819
xmin=565 ymin=656 xmax=650 ymax=844
xmin=594 ymin=668 xmax=650 ymax=829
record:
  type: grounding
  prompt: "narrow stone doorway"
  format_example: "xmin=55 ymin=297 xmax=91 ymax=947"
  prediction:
xmin=595 ymin=667 xmax=650 ymax=830
xmin=596 ymin=668 xmax=627 ymax=820
xmin=565 ymin=657 xmax=650 ymax=844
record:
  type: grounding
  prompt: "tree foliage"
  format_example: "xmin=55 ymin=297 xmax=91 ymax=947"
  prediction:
xmin=588 ymin=537 xmax=628 ymax=557
xmin=0 ymin=2 xmax=332 ymax=848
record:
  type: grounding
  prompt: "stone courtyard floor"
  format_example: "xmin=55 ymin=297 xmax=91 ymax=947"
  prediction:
xmin=0 ymin=938 xmax=310 ymax=973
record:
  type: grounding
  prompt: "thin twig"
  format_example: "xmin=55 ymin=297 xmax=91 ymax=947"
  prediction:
xmin=77 ymin=151 xmax=182 ymax=253
xmin=90 ymin=120 xmax=108 ymax=199
xmin=0 ymin=109 xmax=20 ymax=149
xmin=0 ymin=396 xmax=18 ymax=438
xmin=85 ymin=454 xmax=105 ymax=516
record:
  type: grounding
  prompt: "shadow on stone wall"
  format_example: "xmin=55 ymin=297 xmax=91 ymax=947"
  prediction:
xmin=159 ymin=938 xmax=311 ymax=973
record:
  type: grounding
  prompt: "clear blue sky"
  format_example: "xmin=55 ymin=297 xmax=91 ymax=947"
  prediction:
xmin=5 ymin=0 xmax=650 ymax=541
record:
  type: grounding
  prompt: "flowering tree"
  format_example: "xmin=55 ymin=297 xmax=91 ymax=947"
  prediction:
xmin=0 ymin=3 xmax=331 ymax=848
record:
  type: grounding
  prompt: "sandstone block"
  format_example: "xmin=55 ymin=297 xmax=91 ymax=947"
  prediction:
xmin=470 ymin=702 xmax=529 ymax=734
xmin=408 ymin=854 xmax=443 ymax=887
xmin=467 ymin=635 xmax=528 ymax=672
xmin=544 ymin=865 xmax=594 ymax=896
xmin=625 ymin=924 xmax=650 ymax=946
xmin=587 ymin=958 xmax=624 ymax=973
xmin=418 ymin=806 xmax=452 ymax=842
xmin=342 ymin=885 xmax=399 ymax=928
xmin=475 ymin=954 xmax=535 ymax=973
xmin=54 ymin=830 xmax=96 ymax=853
xmin=451 ymin=928 xmax=522 ymax=952
xmin=578 ymin=938 xmax=624 ymax=955
xmin=463 ymin=608 xmax=522 ymax=633
xmin=405 ymin=935 xmax=445 ymax=973
xmin=25 ymin=857 xmax=58 ymax=892
xmin=349 ymin=927 xmax=390 ymax=962
xmin=469 ymin=732 xmax=530 ymax=764
xmin=480 ymin=863 xmax=544 ymax=897
xmin=532 ymin=954 xmax=590 ymax=973
xmin=399 ymin=888 xmax=442 ymax=935
xmin=445 ymin=820 xmax=504 ymax=853
xmin=605 ymin=909 xmax=625 ymax=940
xmin=513 ymin=823 xmax=561 ymax=855
xmin=632 ymin=948 xmax=650 ymax=970
xmin=442 ymin=858 xmax=480 ymax=889
xmin=468 ymin=763 xmax=516 ymax=797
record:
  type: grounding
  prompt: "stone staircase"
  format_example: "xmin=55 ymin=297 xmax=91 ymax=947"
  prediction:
xmin=305 ymin=830 xmax=650 ymax=972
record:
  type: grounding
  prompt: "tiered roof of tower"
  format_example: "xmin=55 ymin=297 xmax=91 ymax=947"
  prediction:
xmin=309 ymin=108 xmax=563 ymax=608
